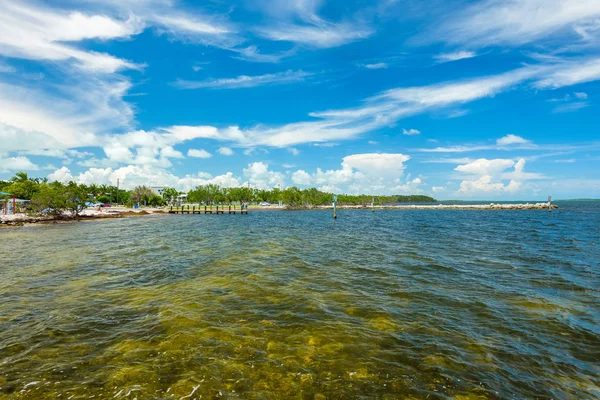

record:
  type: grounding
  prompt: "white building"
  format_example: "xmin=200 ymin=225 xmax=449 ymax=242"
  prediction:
xmin=150 ymin=186 xmax=167 ymax=196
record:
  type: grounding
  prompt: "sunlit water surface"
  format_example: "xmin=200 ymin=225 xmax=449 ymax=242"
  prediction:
xmin=1 ymin=203 xmax=599 ymax=399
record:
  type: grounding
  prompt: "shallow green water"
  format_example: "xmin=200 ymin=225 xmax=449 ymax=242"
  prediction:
xmin=1 ymin=207 xmax=599 ymax=399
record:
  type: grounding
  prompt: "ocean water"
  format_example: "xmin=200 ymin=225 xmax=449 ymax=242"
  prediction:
xmin=1 ymin=203 xmax=599 ymax=399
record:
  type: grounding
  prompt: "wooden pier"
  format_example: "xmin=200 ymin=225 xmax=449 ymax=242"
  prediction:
xmin=168 ymin=204 xmax=248 ymax=215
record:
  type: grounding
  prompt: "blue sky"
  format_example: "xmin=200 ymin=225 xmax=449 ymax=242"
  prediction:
xmin=0 ymin=0 xmax=599 ymax=199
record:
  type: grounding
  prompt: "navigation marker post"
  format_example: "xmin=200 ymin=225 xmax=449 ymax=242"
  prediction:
xmin=548 ymin=195 xmax=552 ymax=212
xmin=333 ymin=194 xmax=338 ymax=220
xmin=372 ymin=198 xmax=375 ymax=213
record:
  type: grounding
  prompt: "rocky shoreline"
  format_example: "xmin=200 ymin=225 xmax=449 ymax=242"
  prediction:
xmin=0 ymin=208 xmax=166 ymax=227
xmin=312 ymin=202 xmax=558 ymax=210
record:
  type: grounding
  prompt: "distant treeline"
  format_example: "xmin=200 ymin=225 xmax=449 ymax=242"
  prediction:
xmin=1 ymin=173 xmax=435 ymax=214
xmin=187 ymin=185 xmax=435 ymax=206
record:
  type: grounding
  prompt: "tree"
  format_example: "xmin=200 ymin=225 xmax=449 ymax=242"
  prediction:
xmin=64 ymin=182 xmax=91 ymax=216
xmin=131 ymin=185 xmax=152 ymax=205
xmin=6 ymin=173 xmax=40 ymax=200
xmin=162 ymin=188 xmax=179 ymax=203
xmin=31 ymin=182 xmax=67 ymax=216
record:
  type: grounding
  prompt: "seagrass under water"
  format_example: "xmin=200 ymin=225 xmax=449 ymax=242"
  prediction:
xmin=1 ymin=203 xmax=599 ymax=399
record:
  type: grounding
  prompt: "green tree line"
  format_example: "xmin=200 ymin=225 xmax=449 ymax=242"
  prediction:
xmin=0 ymin=173 xmax=178 ymax=215
xmin=187 ymin=184 xmax=435 ymax=206
xmin=1 ymin=172 xmax=436 ymax=215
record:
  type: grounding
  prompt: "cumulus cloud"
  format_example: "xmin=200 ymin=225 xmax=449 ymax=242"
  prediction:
xmin=0 ymin=156 xmax=39 ymax=172
xmin=217 ymin=147 xmax=234 ymax=156
xmin=455 ymin=158 xmax=545 ymax=195
xmin=48 ymin=165 xmax=242 ymax=191
xmin=455 ymin=158 xmax=515 ymax=175
xmin=496 ymin=134 xmax=531 ymax=146
xmin=402 ymin=128 xmax=421 ymax=136
xmin=187 ymin=149 xmax=212 ymax=158
xmin=293 ymin=153 xmax=413 ymax=194
xmin=243 ymin=162 xmax=285 ymax=190
xmin=291 ymin=170 xmax=312 ymax=185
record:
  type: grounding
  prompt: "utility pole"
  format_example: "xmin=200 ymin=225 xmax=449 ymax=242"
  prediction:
xmin=116 ymin=178 xmax=120 ymax=206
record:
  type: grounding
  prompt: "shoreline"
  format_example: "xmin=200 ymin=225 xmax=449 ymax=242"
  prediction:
xmin=307 ymin=202 xmax=558 ymax=211
xmin=1 ymin=202 xmax=557 ymax=227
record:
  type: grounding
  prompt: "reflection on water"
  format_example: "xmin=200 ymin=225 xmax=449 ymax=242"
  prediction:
xmin=1 ymin=206 xmax=599 ymax=399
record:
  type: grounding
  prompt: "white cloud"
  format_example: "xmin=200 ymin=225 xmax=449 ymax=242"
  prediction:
xmin=422 ymin=157 xmax=473 ymax=164
xmin=297 ymin=153 xmax=413 ymax=194
xmin=0 ymin=78 xmax=132 ymax=151
xmin=160 ymin=146 xmax=184 ymax=159
xmin=426 ymin=0 xmax=600 ymax=48
xmin=434 ymin=51 xmax=476 ymax=63
xmin=48 ymin=165 xmax=242 ymax=191
xmin=243 ymin=162 xmax=285 ymax=190
xmin=574 ymin=92 xmax=588 ymax=99
xmin=455 ymin=158 xmax=516 ymax=175
xmin=0 ymin=61 xmax=16 ymax=73
xmin=534 ymin=58 xmax=600 ymax=88
xmin=187 ymin=149 xmax=212 ymax=158
xmin=257 ymin=23 xmax=372 ymax=49
xmin=552 ymin=102 xmax=589 ymax=113
xmin=288 ymin=147 xmax=300 ymax=156
xmin=0 ymin=1 xmax=142 ymax=73
xmin=496 ymin=134 xmax=531 ymax=146
xmin=0 ymin=156 xmax=39 ymax=172
xmin=217 ymin=147 xmax=234 ymax=156
xmin=362 ymin=63 xmax=388 ymax=69
xmin=403 ymin=128 xmax=421 ymax=136
xmin=458 ymin=175 xmax=508 ymax=194
xmin=48 ymin=166 xmax=74 ymax=183
xmin=553 ymin=158 xmax=576 ymax=163
xmin=291 ymin=170 xmax=311 ymax=185
xmin=173 ymin=70 xmax=312 ymax=89
xmin=432 ymin=186 xmax=445 ymax=193
xmin=420 ymin=135 xmax=538 ymax=153
xmin=254 ymin=0 xmax=373 ymax=48
xmin=455 ymin=158 xmax=545 ymax=195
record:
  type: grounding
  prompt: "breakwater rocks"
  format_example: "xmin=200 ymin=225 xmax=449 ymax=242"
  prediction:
xmin=314 ymin=202 xmax=558 ymax=210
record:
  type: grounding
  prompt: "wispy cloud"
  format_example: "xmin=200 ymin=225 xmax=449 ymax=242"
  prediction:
xmin=421 ymin=0 xmax=600 ymax=48
xmin=0 ymin=0 xmax=142 ymax=73
xmin=361 ymin=62 xmax=389 ymax=69
xmin=257 ymin=22 xmax=373 ymax=48
xmin=164 ymin=57 xmax=600 ymax=148
xmin=0 ymin=61 xmax=16 ymax=73
xmin=552 ymin=102 xmax=589 ymax=113
xmin=254 ymin=0 xmax=374 ymax=48
xmin=553 ymin=158 xmax=576 ymax=163
xmin=172 ymin=70 xmax=313 ymax=89
xmin=434 ymin=51 xmax=476 ymax=63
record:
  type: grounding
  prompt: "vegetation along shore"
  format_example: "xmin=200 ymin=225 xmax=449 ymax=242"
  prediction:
xmin=1 ymin=172 xmax=556 ymax=226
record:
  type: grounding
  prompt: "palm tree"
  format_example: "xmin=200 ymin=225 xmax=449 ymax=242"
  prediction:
xmin=11 ymin=172 xmax=28 ymax=183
